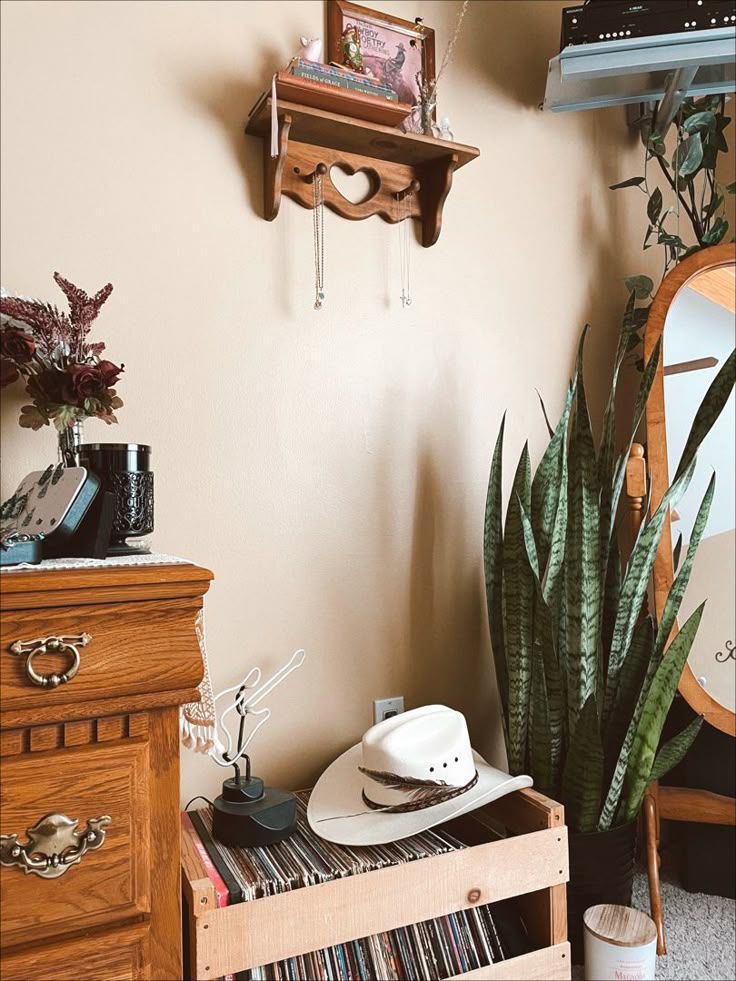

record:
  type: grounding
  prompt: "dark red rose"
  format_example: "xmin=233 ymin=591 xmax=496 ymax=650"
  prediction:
xmin=0 ymin=358 xmax=19 ymax=388
xmin=97 ymin=359 xmax=123 ymax=387
xmin=64 ymin=364 xmax=104 ymax=402
xmin=1 ymin=326 xmax=36 ymax=363
xmin=28 ymin=369 xmax=67 ymax=404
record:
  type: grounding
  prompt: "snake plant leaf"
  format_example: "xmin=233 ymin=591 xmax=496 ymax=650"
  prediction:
xmin=519 ymin=500 xmax=565 ymax=782
xmin=484 ymin=415 xmax=507 ymax=721
xmin=609 ymin=336 xmax=662 ymax=541
xmin=604 ymin=453 xmax=697 ymax=719
xmin=675 ymin=349 xmax=736 ymax=481
xmin=621 ymin=603 xmax=706 ymax=822
xmin=649 ymin=716 xmax=704 ymax=784
xmin=532 ymin=384 xmax=574 ymax=575
xmin=673 ymin=533 xmax=683 ymax=574
xmin=604 ymin=616 xmax=654 ymax=768
xmin=565 ymin=328 xmax=601 ymax=732
xmin=562 ymin=694 xmax=604 ymax=834
xmin=531 ymin=648 xmax=555 ymax=798
xmin=598 ymin=626 xmax=658 ymax=831
xmin=653 ymin=473 xmax=715 ymax=662
xmin=503 ymin=442 xmax=534 ymax=774
xmin=536 ymin=389 xmax=554 ymax=439
xmin=601 ymin=535 xmax=622 ymax=660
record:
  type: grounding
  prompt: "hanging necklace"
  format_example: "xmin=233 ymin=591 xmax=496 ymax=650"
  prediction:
xmin=312 ymin=171 xmax=325 ymax=310
xmin=398 ymin=187 xmax=413 ymax=307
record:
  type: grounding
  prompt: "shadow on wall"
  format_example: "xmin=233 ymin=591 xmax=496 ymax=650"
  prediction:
xmin=177 ymin=44 xmax=285 ymax=216
xmin=466 ymin=0 xmax=565 ymax=109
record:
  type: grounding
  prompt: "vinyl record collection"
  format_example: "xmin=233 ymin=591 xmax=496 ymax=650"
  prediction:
xmin=184 ymin=791 xmax=530 ymax=981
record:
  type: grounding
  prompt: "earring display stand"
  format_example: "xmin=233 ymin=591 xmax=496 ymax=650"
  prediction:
xmin=245 ymin=99 xmax=480 ymax=247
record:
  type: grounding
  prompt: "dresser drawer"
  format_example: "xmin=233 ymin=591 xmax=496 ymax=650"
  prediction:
xmin=0 ymin=739 xmax=150 ymax=946
xmin=1 ymin=921 xmax=150 ymax=981
xmin=0 ymin=598 xmax=202 ymax=715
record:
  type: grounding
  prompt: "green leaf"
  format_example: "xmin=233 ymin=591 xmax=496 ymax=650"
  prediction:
xmin=562 ymin=694 xmax=604 ymax=834
xmin=621 ymin=603 xmax=706 ymax=821
xmin=727 ymin=181 xmax=736 ymax=194
xmin=653 ymin=473 xmax=715 ymax=661
xmin=648 ymin=134 xmax=666 ymax=158
xmin=484 ymin=415 xmax=507 ymax=723
xmin=604 ymin=453 xmax=697 ymax=719
xmin=536 ymin=390 xmax=554 ymax=440
xmin=609 ymin=177 xmax=646 ymax=190
xmin=598 ymin=621 xmax=658 ymax=831
xmin=519 ymin=500 xmax=565 ymax=793
xmin=678 ymin=132 xmax=703 ymax=177
xmin=503 ymin=443 xmax=534 ymax=774
xmin=624 ymin=275 xmax=654 ymax=299
xmin=705 ymin=194 xmax=723 ymax=220
xmin=673 ymin=533 xmax=683 ymax=574
xmin=604 ymin=617 xmax=654 ymax=766
xmin=703 ymin=218 xmax=728 ymax=246
xmin=530 ymin=647 xmax=554 ymax=798
xmin=682 ymin=111 xmax=717 ymax=135
xmin=649 ymin=716 xmax=703 ymax=784
xmin=675 ymin=349 xmax=736 ymax=480
xmin=531 ymin=385 xmax=574 ymax=575
xmin=565 ymin=328 xmax=601 ymax=732
xmin=647 ymin=188 xmax=663 ymax=224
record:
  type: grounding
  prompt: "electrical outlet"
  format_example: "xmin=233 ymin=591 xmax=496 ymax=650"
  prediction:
xmin=373 ymin=696 xmax=405 ymax=725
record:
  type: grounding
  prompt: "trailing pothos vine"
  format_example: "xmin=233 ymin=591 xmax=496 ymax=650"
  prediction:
xmin=610 ymin=94 xmax=735 ymax=368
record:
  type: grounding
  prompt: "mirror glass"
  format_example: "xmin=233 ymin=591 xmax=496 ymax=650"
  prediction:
xmin=663 ymin=263 xmax=736 ymax=713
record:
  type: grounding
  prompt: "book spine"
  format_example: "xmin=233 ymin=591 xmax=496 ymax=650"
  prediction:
xmin=290 ymin=67 xmax=398 ymax=102
xmin=181 ymin=811 xmax=235 ymax=981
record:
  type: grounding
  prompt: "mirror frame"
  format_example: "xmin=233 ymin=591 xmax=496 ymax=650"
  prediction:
xmin=644 ymin=242 xmax=736 ymax=736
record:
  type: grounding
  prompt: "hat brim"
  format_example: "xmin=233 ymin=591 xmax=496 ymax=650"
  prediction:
xmin=307 ymin=743 xmax=533 ymax=845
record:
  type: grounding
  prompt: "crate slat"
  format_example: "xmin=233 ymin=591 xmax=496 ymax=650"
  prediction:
xmin=449 ymin=942 xmax=571 ymax=980
xmin=192 ymin=826 xmax=568 ymax=978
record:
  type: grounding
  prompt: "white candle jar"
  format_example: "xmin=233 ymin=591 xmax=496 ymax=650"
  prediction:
xmin=584 ymin=904 xmax=657 ymax=981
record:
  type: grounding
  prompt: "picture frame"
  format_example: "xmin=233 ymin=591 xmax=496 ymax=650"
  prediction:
xmin=326 ymin=0 xmax=436 ymax=111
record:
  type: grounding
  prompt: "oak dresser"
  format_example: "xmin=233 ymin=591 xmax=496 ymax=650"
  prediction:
xmin=0 ymin=559 xmax=213 ymax=981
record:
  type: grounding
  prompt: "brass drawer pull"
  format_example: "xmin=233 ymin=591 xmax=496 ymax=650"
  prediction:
xmin=0 ymin=813 xmax=111 ymax=879
xmin=9 ymin=633 xmax=91 ymax=688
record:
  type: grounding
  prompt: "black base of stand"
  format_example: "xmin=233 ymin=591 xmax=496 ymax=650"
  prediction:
xmin=212 ymin=773 xmax=297 ymax=847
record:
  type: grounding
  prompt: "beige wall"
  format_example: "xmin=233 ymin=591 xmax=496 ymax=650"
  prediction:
xmin=1 ymin=0 xmax=669 ymax=803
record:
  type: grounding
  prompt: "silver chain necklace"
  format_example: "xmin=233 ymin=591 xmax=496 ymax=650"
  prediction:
xmin=313 ymin=173 xmax=325 ymax=310
xmin=399 ymin=189 xmax=412 ymax=307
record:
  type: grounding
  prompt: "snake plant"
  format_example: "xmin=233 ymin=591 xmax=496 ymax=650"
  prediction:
xmin=484 ymin=296 xmax=736 ymax=833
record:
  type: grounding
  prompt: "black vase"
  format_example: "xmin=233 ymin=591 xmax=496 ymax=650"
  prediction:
xmin=79 ymin=443 xmax=153 ymax=554
xmin=567 ymin=820 xmax=637 ymax=963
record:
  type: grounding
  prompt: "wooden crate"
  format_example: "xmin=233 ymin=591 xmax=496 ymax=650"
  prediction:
xmin=182 ymin=788 xmax=570 ymax=981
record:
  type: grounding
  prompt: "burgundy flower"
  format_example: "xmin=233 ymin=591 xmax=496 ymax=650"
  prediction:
xmin=97 ymin=359 xmax=123 ymax=387
xmin=1 ymin=358 xmax=19 ymax=388
xmin=28 ymin=369 xmax=67 ymax=404
xmin=63 ymin=363 xmax=104 ymax=402
xmin=1 ymin=326 xmax=36 ymax=363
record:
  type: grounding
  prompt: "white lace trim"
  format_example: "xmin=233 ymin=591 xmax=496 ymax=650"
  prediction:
xmin=0 ymin=551 xmax=192 ymax=573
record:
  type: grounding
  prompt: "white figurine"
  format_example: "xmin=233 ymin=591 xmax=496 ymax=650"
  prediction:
xmin=298 ymin=36 xmax=323 ymax=63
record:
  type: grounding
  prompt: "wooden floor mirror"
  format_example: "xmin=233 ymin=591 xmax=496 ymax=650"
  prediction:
xmin=626 ymin=243 xmax=736 ymax=954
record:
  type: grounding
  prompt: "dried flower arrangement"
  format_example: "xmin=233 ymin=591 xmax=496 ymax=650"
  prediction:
xmin=0 ymin=273 xmax=123 ymax=433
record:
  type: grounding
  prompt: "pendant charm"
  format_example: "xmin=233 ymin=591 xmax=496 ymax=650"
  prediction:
xmin=314 ymin=291 xmax=325 ymax=311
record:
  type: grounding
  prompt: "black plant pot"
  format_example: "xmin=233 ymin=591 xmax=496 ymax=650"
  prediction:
xmin=567 ymin=820 xmax=637 ymax=964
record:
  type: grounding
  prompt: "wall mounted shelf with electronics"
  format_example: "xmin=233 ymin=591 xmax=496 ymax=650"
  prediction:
xmin=245 ymin=100 xmax=480 ymax=247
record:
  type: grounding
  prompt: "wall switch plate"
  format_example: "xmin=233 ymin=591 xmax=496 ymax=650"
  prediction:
xmin=373 ymin=696 xmax=405 ymax=725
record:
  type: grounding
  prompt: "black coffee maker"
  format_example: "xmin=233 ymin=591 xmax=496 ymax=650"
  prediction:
xmin=79 ymin=443 xmax=154 ymax=555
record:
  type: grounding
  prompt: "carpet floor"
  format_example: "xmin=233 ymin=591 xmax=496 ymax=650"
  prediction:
xmin=573 ymin=870 xmax=736 ymax=980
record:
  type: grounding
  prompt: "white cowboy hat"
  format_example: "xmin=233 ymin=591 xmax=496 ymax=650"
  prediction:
xmin=307 ymin=705 xmax=532 ymax=845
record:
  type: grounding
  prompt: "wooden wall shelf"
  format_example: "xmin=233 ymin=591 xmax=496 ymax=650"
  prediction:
xmin=245 ymin=100 xmax=480 ymax=247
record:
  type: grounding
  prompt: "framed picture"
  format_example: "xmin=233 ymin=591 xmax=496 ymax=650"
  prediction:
xmin=326 ymin=0 xmax=435 ymax=109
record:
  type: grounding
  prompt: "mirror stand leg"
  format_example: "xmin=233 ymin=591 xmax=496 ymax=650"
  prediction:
xmin=643 ymin=789 xmax=667 ymax=955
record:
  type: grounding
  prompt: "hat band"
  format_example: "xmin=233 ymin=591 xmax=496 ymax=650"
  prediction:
xmin=361 ymin=770 xmax=479 ymax=814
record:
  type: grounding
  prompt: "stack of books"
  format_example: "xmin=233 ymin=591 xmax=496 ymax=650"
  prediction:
xmin=183 ymin=791 xmax=530 ymax=981
xmin=291 ymin=60 xmax=398 ymax=102
xmin=255 ymin=58 xmax=412 ymax=128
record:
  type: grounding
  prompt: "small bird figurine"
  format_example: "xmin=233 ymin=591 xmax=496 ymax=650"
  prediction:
xmin=298 ymin=36 xmax=323 ymax=63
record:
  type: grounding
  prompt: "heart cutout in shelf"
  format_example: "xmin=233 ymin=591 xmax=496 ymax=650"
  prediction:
xmin=329 ymin=164 xmax=379 ymax=205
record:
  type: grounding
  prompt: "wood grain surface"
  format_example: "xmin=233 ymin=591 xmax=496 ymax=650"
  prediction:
xmin=0 ymin=562 xmax=210 ymax=981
